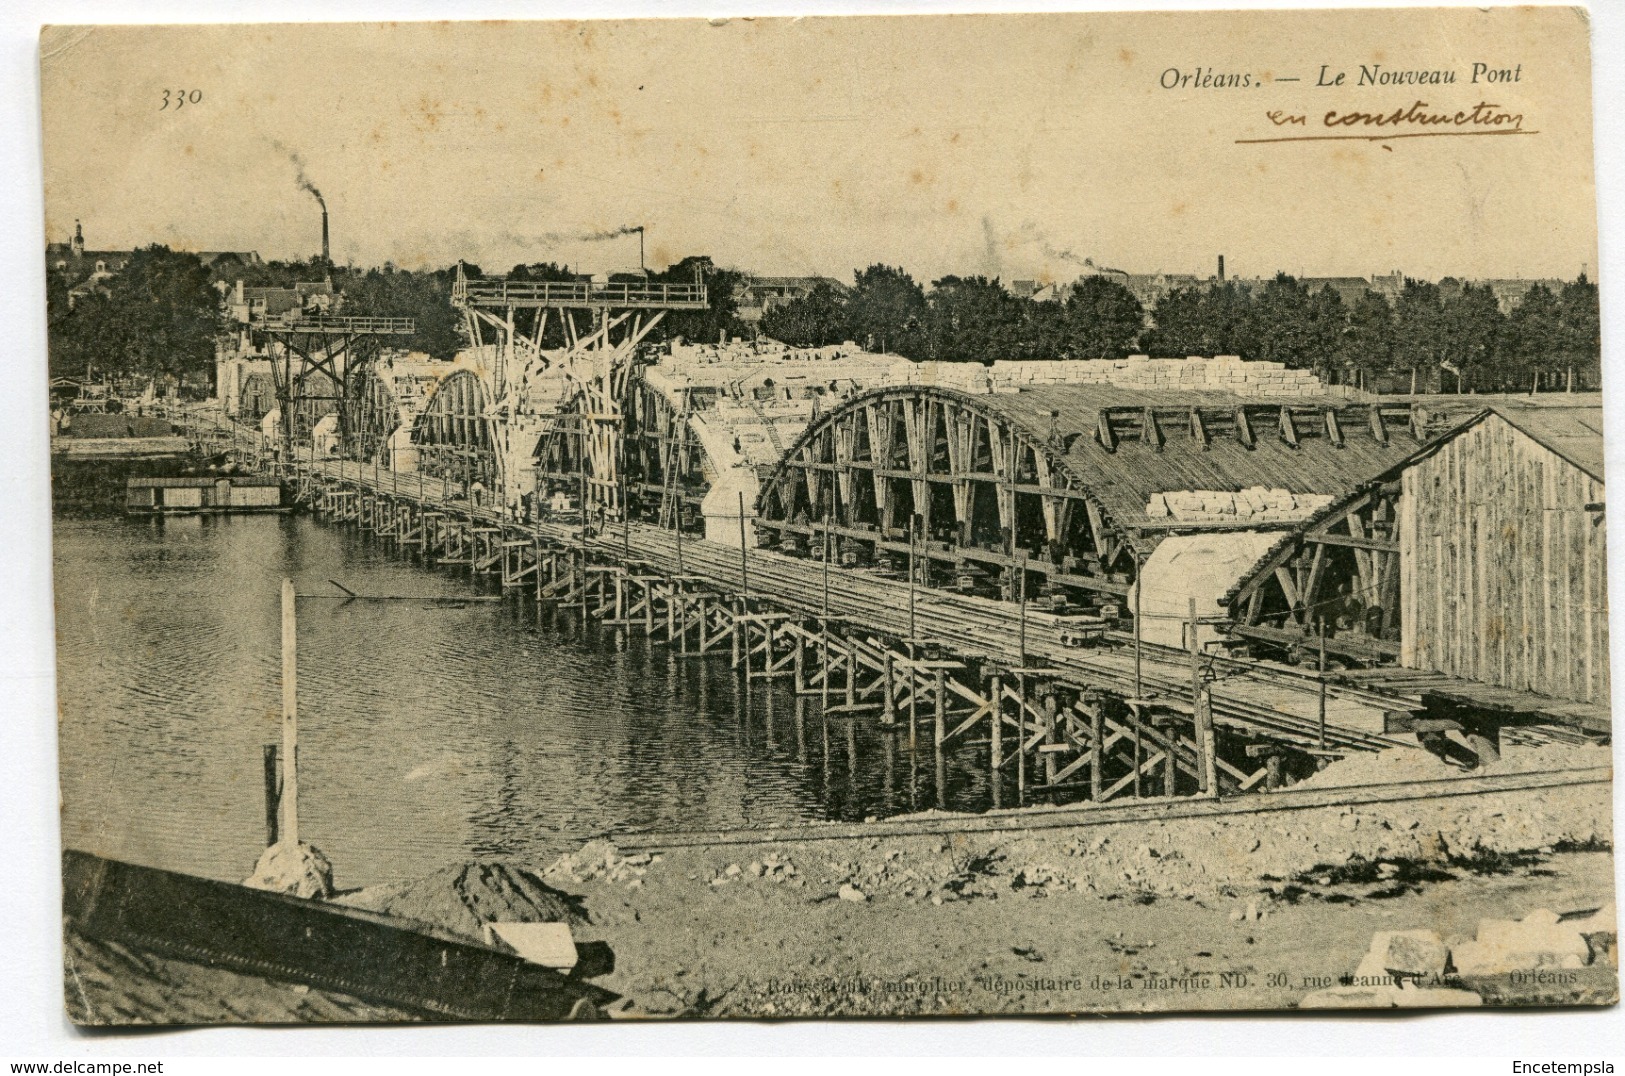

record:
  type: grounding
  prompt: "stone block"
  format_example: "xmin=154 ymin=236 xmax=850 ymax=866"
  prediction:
xmin=1453 ymin=911 xmax=1593 ymax=974
xmin=1353 ymin=930 xmax=1451 ymax=982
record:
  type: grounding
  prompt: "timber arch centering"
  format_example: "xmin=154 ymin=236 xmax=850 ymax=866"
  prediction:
xmin=754 ymin=384 xmax=1145 ymax=605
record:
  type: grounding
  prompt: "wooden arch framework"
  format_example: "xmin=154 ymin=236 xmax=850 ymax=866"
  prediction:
xmin=238 ymin=372 xmax=278 ymax=422
xmin=256 ymin=314 xmax=415 ymax=463
xmin=619 ymin=380 xmax=712 ymax=533
xmin=453 ymin=266 xmax=708 ymax=520
xmin=348 ymin=370 xmax=401 ymax=465
xmin=1224 ymin=482 xmax=1404 ymax=665
xmin=410 ymin=370 xmax=497 ymax=493
xmin=754 ymin=386 xmax=1141 ymax=604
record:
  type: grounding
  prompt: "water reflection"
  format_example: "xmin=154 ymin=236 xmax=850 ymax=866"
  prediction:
xmin=55 ymin=512 xmax=996 ymax=889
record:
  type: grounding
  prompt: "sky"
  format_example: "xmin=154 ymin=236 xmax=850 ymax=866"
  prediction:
xmin=40 ymin=8 xmax=1599 ymax=284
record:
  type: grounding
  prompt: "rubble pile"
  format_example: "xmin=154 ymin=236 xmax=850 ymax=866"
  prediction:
xmin=542 ymin=839 xmax=659 ymax=890
xmin=338 ymin=862 xmax=586 ymax=941
xmin=1009 ymin=778 xmax=1609 ymax=900
xmin=1300 ymin=902 xmax=1616 ymax=1009
xmin=243 ymin=841 xmax=334 ymax=900
xmin=1297 ymin=741 xmax=1612 ymax=792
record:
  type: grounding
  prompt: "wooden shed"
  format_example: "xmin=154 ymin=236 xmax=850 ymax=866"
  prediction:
xmin=1398 ymin=406 xmax=1607 ymax=708
xmin=1226 ymin=403 xmax=1608 ymax=720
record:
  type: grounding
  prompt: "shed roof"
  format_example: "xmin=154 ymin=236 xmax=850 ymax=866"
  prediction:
xmin=964 ymin=384 xmax=1420 ymax=531
xmin=1490 ymin=404 xmax=1605 ymax=482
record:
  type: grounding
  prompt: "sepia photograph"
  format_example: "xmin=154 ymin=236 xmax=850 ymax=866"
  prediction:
xmin=34 ymin=6 xmax=1617 ymax=1027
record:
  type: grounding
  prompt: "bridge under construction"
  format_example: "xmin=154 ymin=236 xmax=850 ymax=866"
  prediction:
xmin=190 ymin=267 xmax=1610 ymax=827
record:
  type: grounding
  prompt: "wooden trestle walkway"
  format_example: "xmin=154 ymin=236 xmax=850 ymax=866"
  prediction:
xmin=223 ymin=436 xmax=1432 ymax=814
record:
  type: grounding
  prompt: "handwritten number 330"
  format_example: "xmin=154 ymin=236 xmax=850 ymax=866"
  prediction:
xmin=160 ymin=89 xmax=203 ymax=110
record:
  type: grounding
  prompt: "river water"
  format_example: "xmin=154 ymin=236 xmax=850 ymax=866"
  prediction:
xmin=54 ymin=511 xmax=995 ymax=889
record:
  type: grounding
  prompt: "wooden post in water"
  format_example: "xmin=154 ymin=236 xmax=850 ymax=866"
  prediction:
xmin=737 ymin=491 xmax=750 ymax=601
xmin=675 ymin=501 xmax=685 ymax=577
xmin=881 ymin=651 xmax=896 ymax=725
xmin=1017 ymin=559 xmax=1028 ymax=665
xmin=820 ymin=514 xmax=831 ymax=709
xmin=933 ymin=669 xmax=946 ymax=745
xmin=262 ymin=744 xmax=280 ymax=848
xmin=907 ymin=643 xmax=918 ymax=752
xmin=907 ymin=517 xmax=918 ymax=641
xmin=279 ymin=578 xmax=299 ymax=846
xmin=621 ymin=464 xmax=631 ymax=563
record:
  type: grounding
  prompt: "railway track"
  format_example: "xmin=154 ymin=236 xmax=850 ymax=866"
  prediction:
xmin=617 ymin=764 xmax=1614 ymax=850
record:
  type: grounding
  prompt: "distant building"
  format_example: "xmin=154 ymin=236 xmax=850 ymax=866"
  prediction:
xmin=223 ymin=279 xmax=335 ymax=327
xmin=733 ymin=275 xmax=847 ymax=325
xmin=1476 ymin=278 xmax=1567 ymax=314
xmin=1367 ymin=271 xmax=1405 ymax=300
xmin=47 ymin=219 xmax=261 ymax=306
xmin=1301 ymin=277 xmax=1377 ymax=307
xmin=1123 ymin=272 xmax=1202 ymax=307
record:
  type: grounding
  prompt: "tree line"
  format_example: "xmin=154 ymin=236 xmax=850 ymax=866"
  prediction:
xmin=762 ymin=264 xmax=1602 ymax=392
xmin=46 ymin=247 xmax=748 ymax=390
xmin=46 ymin=246 xmax=1601 ymax=396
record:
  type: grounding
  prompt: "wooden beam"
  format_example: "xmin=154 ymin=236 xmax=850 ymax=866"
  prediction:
xmin=1235 ymin=407 xmax=1255 ymax=449
xmin=1278 ymin=407 xmax=1299 ymax=449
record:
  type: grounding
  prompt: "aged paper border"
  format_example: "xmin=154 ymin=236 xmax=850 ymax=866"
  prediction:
xmin=4 ymin=0 xmax=1624 ymax=1059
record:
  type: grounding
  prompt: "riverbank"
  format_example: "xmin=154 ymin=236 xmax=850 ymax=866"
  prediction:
xmin=337 ymin=756 xmax=1615 ymax=1018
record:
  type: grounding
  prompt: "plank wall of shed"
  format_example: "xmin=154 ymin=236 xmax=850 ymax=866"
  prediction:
xmin=1399 ymin=413 xmax=1609 ymax=705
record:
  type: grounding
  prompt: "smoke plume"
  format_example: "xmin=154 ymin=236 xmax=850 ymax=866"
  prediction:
xmin=504 ymin=224 xmax=643 ymax=247
xmin=272 ymin=140 xmax=325 ymax=210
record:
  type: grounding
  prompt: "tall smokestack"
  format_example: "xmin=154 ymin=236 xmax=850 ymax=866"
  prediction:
xmin=321 ymin=208 xmax=330 ymax=264
xmin=1217 ymin=254 xmax=1225 ymax=281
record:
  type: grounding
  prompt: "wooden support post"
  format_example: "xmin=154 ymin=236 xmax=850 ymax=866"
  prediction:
xmin=881 ymin=651 xmax=896 ymax=726
xmin=907 ymin=518 xmax=918 ymax=641
xmin=1132 ymin=708 xmax=1143 ymax=799
xmin=933 ymin=669 xmax=947 ymax=745
xmin=1015 ymin=675 xmax=1026 ymax=806
xmin=1317 ymin=622 xmax=1328 ymax=750
xmin=1090 ymin=701 xmax=1104 ymax=802
xmin=279 ymin=578 xmax=299 ymax=846
xmin=1017 ymin=561 xmax=1028 ymax=664
xmin=1133 ymin=548 xmax=1143 ymax=698
xmin=731 ymin=603 xmax=742 ymax=669
xmin=851 ymin=640 xmax=864 ymax=715
xmin=1188 ymin=598 xmax=1210 ymax=795
xmin=1161 ymin=717 xmax=1177 ymax=798
xmin=737 ymin=491 xmax=751 ymax=601
xmin=906 ymin=643 xmax=918 ymax=752
xmin=989 ymin=671 xmax=1003 ymax=808
xmin=764 ymin=618 xmax=776 ymax=680
xmin=262 ymin=743 xmax=280 ymax=848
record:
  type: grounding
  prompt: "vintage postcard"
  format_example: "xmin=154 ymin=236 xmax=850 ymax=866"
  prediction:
xmin=42 ymin=8 xmax=1615 ymax=1024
